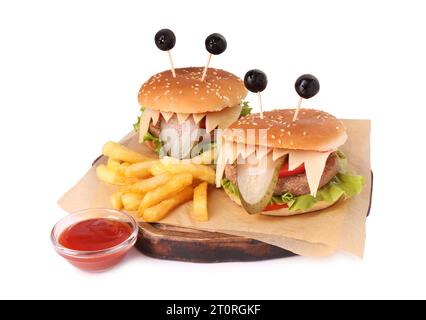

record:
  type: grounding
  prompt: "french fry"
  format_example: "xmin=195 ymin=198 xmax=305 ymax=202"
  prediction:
xmin=96 ymin=164 xmax=125 ymax=185
xmin=107 ymin=158 xmax=122 ymax=173
xmin=125 ymin=160 xmax=159 ymax=178
xmin=158 ymin=163 xmax=215 ymax=184
xmin=96 ymin=164 xmax=139 ymax=185
xmin=120 ymin=173 xmax=171 ymax=194
xmin=110 ymin=191 xmax=124 ymax=210
xmin=102 ymin=141 xmax=154 ymax=163
xmin=192 ymin=182 xmax=208 ymax=222
xmin=139 ymin=173 xmax=193 ymax=216
xmin=120 ymin=162 xmax=130 ymax=173
xmin=108 ymin=159 xmax=131 ymax=175
xmin=143 ymin=187 xmax=194 ymax=222
xmin=121 ymin=193 xmax=144 ymax=211
xmin=150 ymin=162 xmax=167 ymax=176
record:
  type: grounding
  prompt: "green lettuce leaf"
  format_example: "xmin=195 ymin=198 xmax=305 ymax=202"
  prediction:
xmin=222 ymin=178 xmax=240 ymax=197
xmin=240 ymin=101 xmax=252 ymax=117
xmin=143 ymin=132 xmax=163 ymax=154
xmin=133 ymin=107 xmax=146 ymax=132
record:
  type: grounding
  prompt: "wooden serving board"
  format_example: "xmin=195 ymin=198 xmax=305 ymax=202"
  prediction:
xmin=135 ymin=222 xmax=296 ymax=263
xmin=135 ymin=172 xmax=373 ymax=263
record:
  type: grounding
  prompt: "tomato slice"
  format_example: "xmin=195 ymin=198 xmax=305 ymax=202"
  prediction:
xmin=279 ymin=161 xmax=305 ymax=178
xmin=263 ymin=203 xmax=289 ymax=212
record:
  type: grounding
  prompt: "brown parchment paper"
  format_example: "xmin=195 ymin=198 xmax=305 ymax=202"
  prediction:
xmin=58 ymin=119 xmax=371 ymax=258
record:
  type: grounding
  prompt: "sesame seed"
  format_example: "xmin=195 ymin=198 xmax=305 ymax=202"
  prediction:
xmin=303 ymin=131 xmax=307 ymax=136
xmin=278 ymin=139 xmax=282 ymax=143
xmin=290 ymin=141 xmax=294 ymax=146
xmin=287 ymin=131 xmax=291 ymax=136
xmin=164 ymin=90 xmax=170 ymax=96
xmin=271 ymin=135 xmax=275 ymax=139
xmin=201 ymin=97 xmax=205 ymax=101
xmin=154 ymin=96 xmax=160 ymax=102
xmin=178 ymin=90 xmax=183 ymax=94
xmin=170 ymin=97 xmax=174 ymax=101
xmin=280 ymin=129 xmax=285 ymax=132
xmin=336 ymin=126 xmax=340 ymax=130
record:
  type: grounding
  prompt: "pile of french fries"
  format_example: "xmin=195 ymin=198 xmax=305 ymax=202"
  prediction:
xmin=96 ymin=141 xmax=214 ymax=222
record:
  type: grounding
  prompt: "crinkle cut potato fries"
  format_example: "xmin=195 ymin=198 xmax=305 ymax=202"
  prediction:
xmin=96 ymin=141 xmax=213 ymax=222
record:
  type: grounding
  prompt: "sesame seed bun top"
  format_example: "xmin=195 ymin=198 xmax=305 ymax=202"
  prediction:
xmin=138 ymin=67 xmax=248 ymax=114
xmin=224 ymin=109 xmax=347 ymax=151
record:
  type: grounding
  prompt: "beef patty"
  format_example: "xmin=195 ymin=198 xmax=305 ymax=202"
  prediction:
xmin=224 ymin=152 xmax=340 ymax=196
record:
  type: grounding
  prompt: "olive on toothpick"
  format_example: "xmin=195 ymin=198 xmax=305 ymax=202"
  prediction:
xmin=244 ymin=69 xmax=268 ymax=119
xmin=201 ymin=33 xmax=227 ymax=81
xmin=154 ymin=29 xmax=177 ymax=77
xmin=293 ymin=74 xmax=320 ymax=121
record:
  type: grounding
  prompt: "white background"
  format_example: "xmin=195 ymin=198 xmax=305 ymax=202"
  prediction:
xmin=1 ymin=0 xmax=425 ymax=300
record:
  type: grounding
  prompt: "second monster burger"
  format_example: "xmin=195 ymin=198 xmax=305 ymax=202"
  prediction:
xmin=216 ymin=109 xmax=364 ymax=216
xmin=134 ymin=67 xmax=250 ymax=159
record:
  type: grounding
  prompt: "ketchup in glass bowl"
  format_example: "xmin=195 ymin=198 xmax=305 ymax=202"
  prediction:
xmin=51 ymin=209 xmax=138 ymax=272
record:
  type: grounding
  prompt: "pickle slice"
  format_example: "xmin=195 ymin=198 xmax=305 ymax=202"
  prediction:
xmin=237 ymin=152 xmax=284 ymax=214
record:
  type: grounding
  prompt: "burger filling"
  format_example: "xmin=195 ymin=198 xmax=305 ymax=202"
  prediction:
xmin=221 ymin=151 xmax=364 ymax=212
xmin=134 ymin=101 xmax=252 ymax=157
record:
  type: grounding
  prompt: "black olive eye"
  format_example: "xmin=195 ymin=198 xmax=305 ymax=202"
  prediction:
xmin=244 ymin=69 xmax=268 ymax=93
xmin=205 ymin=33 xmax=227 ymax=55
xmin=295 ymin=74 xmax=320 ymax=99
xmin=154 ymin=29 xmax=176 ymax=51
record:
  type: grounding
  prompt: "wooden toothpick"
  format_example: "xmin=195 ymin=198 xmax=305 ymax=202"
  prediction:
xmin=292 ymin=96 xmax=303 ymax=122
xmin=167 ymin=50 xmax=176 ymax=78
xmin=201 ymin=53 xmax=212 ymax=82
xmin=258 ymin=92 xmax=264 ymax=119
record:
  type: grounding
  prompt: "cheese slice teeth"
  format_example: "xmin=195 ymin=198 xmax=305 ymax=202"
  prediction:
xmin=216 ymin=141 xmax=334 ymax=196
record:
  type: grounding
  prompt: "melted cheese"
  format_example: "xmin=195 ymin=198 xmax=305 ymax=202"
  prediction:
xmin=139 ymin=109 xmax=160 ymax=143
xmin=205 ymin=105 xmax=242 ymax=133
xmin=160 ymin=111 xmax=174 ymax=122
xmin=272 ymin=148 xmax=289 ymax=161
xmin=177 ymin=113 xmax=191 ymax=124
xmin=288 ymin=150 xmax=333 ymax=197
xmin=151 ymin=109 xmax=160 ymax=126
xmin=192 ymin=113 xmax=206 ymax=124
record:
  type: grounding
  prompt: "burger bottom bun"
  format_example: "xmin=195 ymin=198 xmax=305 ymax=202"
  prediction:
xmin=223 ymin=187 xmax=342 ymax=217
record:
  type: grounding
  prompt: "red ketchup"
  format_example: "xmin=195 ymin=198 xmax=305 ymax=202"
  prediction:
xmin=58 ymin=218 xmax=133 ymax=271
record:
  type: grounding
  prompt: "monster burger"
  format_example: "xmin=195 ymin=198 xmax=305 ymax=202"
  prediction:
xmin=134 ymin=67 xmax=250 ymax=159
xmin=216 ymin=109 xmax=364 ymax=215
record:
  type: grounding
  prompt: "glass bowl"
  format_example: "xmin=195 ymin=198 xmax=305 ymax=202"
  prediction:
xmin=51 ymin=208 xmax=138 ymax=272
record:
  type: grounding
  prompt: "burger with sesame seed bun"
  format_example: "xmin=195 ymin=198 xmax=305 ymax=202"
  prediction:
xmin=216 ymin=109 xmax=365 ymax=216
xmin=134 ymin=67 xmax=251 ymax=159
